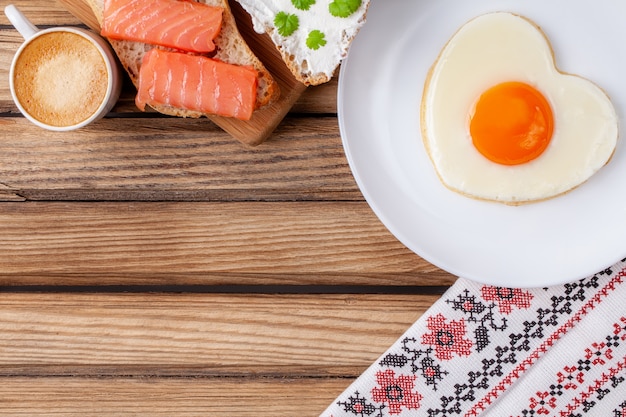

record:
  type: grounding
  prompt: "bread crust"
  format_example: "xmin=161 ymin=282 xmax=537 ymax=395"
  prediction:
xmin=87 ymin=0 xmax=280 ymax=118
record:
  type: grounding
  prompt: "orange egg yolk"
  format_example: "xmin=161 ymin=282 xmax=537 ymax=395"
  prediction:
xmin=469 ymin=81 xmax=554 ymax=165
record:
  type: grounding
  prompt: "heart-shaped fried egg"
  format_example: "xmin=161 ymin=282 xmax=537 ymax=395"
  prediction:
xmin=421 ymin=12 xmax=618 ymax=205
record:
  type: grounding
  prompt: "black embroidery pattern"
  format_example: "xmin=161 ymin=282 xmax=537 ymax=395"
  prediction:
xmin=446 ymin=289 xmax=508 ymax=352
xmin=426 ymin=276 xmax=603 ymax=417
xmin=514 ymin=317 xmax=626 ymax=417
xmin=613 ymin=400 xmax=626 ymax=417
xmin=378 ymin=286 xmax=525 ymax=395
xmin=337 ymin=391 xmax=385 ymax=417
xmin=327 ymin=261 xmax=625 ymax=417
xmin=379 ymin=338 xmax=449 ymax=390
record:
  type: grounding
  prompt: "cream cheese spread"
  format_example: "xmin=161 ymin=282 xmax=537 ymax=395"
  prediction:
xmin=234 ymin=0 xmax=370 ymax=82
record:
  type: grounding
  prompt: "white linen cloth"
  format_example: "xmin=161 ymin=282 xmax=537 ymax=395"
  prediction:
xmin=320 ymin=259 xmax=626 ymax=417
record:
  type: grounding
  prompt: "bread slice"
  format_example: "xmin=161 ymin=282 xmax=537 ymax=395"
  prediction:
xmin=86 ymin=0 xmax=280 ymax=118
xmin=233 ymin=0 xmax=371 ymax=86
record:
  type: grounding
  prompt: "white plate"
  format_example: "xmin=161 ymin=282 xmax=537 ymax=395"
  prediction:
xmin=338 ymin=0 xmax=626 ymax=287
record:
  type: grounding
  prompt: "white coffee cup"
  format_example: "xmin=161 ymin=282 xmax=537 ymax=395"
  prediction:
xmin=5 ymin=4 xmax=122 ymax=131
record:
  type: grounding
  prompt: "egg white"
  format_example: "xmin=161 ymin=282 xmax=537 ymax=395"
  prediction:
xmin=421 ymin=12 xmax=618 ymax=205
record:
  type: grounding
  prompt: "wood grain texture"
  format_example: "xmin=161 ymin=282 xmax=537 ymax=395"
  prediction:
xmin=1 ymin=2 xmax=73 ymax=25
xmin=0 ymin=117 xmax=359 ymax=202
xmin=0 ymin=293 xmax=438 ymax=372
xmin=56 ymin=0 xmax=100 ymax=30
xmin=0 ymin=377 xmax=345 ymax=417
xmin=0 ymin=201 xmax=451 ymax=283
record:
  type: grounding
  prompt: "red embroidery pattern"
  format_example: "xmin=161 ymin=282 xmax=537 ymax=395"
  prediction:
xmin=336 ymin=391 xmax=383 ymax=417
xmin=557 ymin=366 xmax=584 ymax=390
xmin=511 ymin=316 xmax=626 ymax=417
xmin=421 ymin=314 xmax=473 ymax=360
xmin=528 ymin=391 xmax=558 ymax=415
xmin=481 ymin=286 xmax=533 ymax=314
xmin=613 ymin=400 xmax=626 ymax=417
xmin=556 ymin=356 xmax=626 ymax=417
xmin=465 ymin=271 xmax=625 ymax=417
xmin=371 ymin=370 xmax=423 ymax=415
xmin=324 ymin=261 xmax=626 ymax=417
xmin=585 ymin=341 xmax=614 ymax=365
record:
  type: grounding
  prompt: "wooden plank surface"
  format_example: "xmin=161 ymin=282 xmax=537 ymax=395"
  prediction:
xmin=0 ymin=378 xmax=346 ymax=417
xmin=0 ymin=201 xmax=450 ymax=285
xmin=0 ymin=1 xmax=456 ymax=415
xmin=0 ymin=292 xmax=439 ymax=416
xmin=0 ymin=117 xmax=358 ymax=202
xmin=0 ymin=293 xmax=437 ymax=372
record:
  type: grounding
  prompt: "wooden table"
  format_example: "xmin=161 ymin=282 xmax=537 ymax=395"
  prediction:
xmin=0 ymin=1 xmax=456 ymax=415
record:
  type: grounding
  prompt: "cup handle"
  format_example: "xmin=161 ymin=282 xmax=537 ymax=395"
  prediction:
xmin=4 ymin=4 xmax=39 ymax=40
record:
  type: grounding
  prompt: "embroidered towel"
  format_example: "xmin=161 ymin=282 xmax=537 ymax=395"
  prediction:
xmin=320 ymin=259 xmax=626 ymax=417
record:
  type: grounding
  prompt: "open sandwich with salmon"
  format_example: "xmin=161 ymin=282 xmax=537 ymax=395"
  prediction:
xmin=234 ymin=0 xmax=371 ymax=85
xmin=86 ymin=0 xmax=280 ymax=121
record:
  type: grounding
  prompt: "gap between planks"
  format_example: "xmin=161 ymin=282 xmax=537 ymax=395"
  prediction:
xmin=0 ymin=283 xmax=451 ymax=295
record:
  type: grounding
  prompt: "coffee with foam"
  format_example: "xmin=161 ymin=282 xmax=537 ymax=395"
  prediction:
xmin=12 ymin=31 xmax=108 ymax=127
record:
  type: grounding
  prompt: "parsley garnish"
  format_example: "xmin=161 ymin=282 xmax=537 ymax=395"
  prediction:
xmin=292 ymin=0 xmax=316 ymax=10
xmin=274 ymin=11 xmax=299 ymax=37
xmin=329 ymin=0 xmax=361 ymax=18
xmin=306 ymin=30 xmax=327 ymax=50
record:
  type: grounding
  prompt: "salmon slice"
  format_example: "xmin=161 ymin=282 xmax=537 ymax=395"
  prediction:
xmin=136 ymin=49 xmax=258 ymax=120
xmin=102 ymin=0 xmax=222 ymax=53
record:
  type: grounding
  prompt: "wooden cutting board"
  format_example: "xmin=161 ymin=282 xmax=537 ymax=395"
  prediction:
xmin=57 ymin=0 xmax=308 ymax=146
